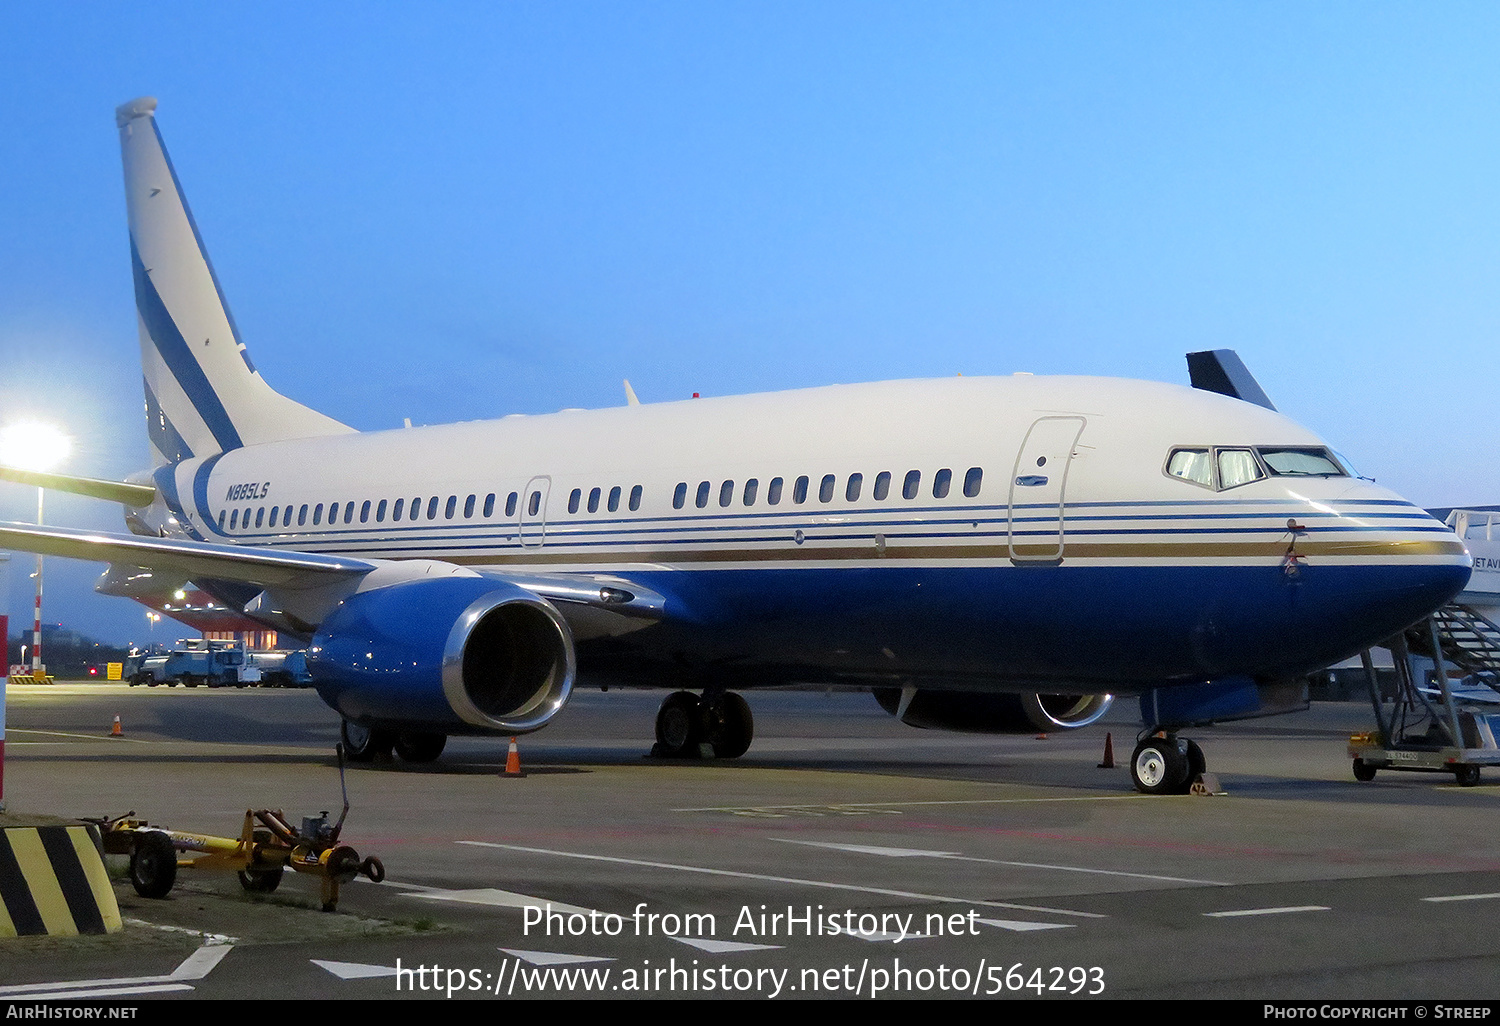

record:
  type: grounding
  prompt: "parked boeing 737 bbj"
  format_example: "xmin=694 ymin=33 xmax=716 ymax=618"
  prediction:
xmin=0 ymin=98 xmax=1473 ymax=793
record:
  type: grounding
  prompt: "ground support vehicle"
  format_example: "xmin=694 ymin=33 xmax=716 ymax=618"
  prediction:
xmin=125 ymin=639 xmax=262 ymax=688
xmin=1347 ymin=608 xmax=1500 ymax=786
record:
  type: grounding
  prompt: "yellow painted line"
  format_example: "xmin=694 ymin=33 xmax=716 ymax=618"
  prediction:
xmin=68 ymin=827 xmax=120 ymax=933
xmin=8 ymin=830 xmax=76 ymax=936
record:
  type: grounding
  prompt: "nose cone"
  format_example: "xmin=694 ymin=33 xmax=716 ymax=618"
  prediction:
xmin=1310 ymin=482 xmax=1471 ymax=655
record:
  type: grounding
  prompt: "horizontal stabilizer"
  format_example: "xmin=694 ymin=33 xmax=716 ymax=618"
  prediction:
xmin=1186 ymin=350 xmax=1277 ymax=411
xmin=0 ymin=466 xmax=157 ymax=507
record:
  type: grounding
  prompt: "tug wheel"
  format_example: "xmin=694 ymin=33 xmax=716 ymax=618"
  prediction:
xmin=238 ymin=867 xmax=284 ymax=893
xmin=360 ymin=856 xmax=385 ymax=883
xmin=129 ymin=832 xmax=178 ymax=899
xmin=1454 ymin=764 xmax=1481 ymax=787
xmin=1352 ymin=758 xmax=1377 ymax=782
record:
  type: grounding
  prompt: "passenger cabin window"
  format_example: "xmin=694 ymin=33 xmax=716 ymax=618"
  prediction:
xmin=1166 ymin=449 xmax=1212 ymax=488
xmin=719 ymin=480 xmax=734 ymax=507
xmin=465 ymin=494 xmax=476 ymax=518
xmin=933 ymin=469 xmax=952 ymax=499
xmin=846 ymin=473 xmax=862 ymax=501
xmin=1217 ymin=449 xmax=1265 ymax=489
xmin=377 ymin=499 xmax=387 ymax=522
xmin=392 ymin=498 xmax=404 ymax=521
xmin=587 ymin=488 xmax=600 ymax=513
xmin=444 ymin=496 xmax=457 ymax=519
xmin=743 ymin=479 xmax=758 ymax=506
xmin=427 ymin=496 xmax=439 ymax=520
xmin=629 ymin=485 xmax=642 ymax=511
xmin=506 ymin=492 xmax=518 ymax=517
xmin=819 ymin=474 xmax=835 ymax=502
xmin=268 ymin=506 xmax=279 ymax=527
xmin=673 ymin=483 xmax=688 ymax=509
xmin=767 ymin=477 xmax=783 ymax=505
xmin=963 ymin=467 xmax=983 ymax=498
xmin=327 ymin=502 xmax=339 ymax=523
xmin=360 ymin=500 xmax=371 ymax=523
xmin=528 ymin=491 xmax=541 ymax=516
xmin=794 ymin=476 xmax=809 ymax=503
xmin=218 ymin=510 xmax=227 ymax=529
xmin=483 ymin=493 xmax=496 ymax=517
xmin=608 ymin=486 xmax=621 ymax=512
xmin=874 ymin=471 xmax=891 ymax=500
xmin=344 ymin=503 xmax=355 ymax=524
xmin=255 ymin=508 xmax=265 ymax=528
xmin=696 ymin=481 xmax=711 ymax=508
xmin=230 ymin=509 xmax=239 ymax=530
xmin=313 ymin=503 xmax=324 ymax=526
xmin=298 ymin=504 xmax=308 ymax=526
xmin=410 ymin=497 xmax=421 ymax=521
xmin=903 ymin=470 xmax=920 ymax=499
xmin=568 ymin=489 xmax=582 ymax=514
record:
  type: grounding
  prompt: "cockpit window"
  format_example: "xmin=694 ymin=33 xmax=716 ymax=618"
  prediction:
xmin=1216 ymin=449 xmax=1265 ymax=489
xmin=1256 ymin=447 xmax=1345 ymax=477
xmin=1166 ymin=448 xmax=1212 ymax=487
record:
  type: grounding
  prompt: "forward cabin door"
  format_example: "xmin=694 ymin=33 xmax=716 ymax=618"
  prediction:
xmin=1007 ymin=416 xmax=1086 ymax=564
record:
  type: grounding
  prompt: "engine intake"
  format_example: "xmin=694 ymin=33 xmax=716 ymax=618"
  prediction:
xmin=310 ymin=575 xmax=575 ymax=735
xmin=873 ymin=688 xmax=1113 ymax=734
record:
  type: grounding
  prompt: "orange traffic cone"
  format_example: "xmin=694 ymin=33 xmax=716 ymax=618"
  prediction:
xmin=502 ymin=737 xmax=526 ymax=778
xmin=1097 ymin=732 xmax=1114 ymax=769
xmin=110 ymin=716 xmax=122 ymax=738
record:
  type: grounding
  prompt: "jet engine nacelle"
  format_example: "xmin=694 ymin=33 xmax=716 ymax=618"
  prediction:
xmin=872 ymin=688 xmax=1113 ymax=733
xmin=309 ymin=576 xmax=575 ymax=735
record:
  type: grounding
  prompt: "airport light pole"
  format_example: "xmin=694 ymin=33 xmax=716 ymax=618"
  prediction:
xmin=0 ymin=421 xmax=71 ymax=680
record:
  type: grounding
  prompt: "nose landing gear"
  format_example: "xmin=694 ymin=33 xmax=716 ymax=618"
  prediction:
xmin=1130 ymin=733 xmax=1207 ymax=795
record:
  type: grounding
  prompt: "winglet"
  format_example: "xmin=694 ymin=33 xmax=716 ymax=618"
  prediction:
xmin=1186 ymin=350 xmax=1277 ymax=411
xmin=623 ymin=379 xmax=641 ymax=407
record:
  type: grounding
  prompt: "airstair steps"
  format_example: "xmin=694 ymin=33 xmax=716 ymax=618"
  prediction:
xmin=1405 ymin=604 xmax=1500 ymax=693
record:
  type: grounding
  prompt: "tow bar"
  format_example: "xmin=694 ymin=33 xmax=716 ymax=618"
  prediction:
xmin=89 ymin=744 xmax=384 ymax=912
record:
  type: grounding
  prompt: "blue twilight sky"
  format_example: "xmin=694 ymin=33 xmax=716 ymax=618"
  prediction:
xmin=2 ymin=2 xmax=1499 ymax=644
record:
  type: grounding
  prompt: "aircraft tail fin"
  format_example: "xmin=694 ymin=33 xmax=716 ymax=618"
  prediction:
xmin=116 ymin=97 xmax=352 ymax=466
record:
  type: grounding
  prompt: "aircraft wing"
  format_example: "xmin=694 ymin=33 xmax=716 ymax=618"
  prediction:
xmin=0 ymin=520 xmax=666 ymax=628
xmin=0 ymin=520 xmax=374 ymax=590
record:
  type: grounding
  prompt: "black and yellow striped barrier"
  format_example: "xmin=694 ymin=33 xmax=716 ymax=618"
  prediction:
xmin=0 ymin=821 xmax=121 ymax=937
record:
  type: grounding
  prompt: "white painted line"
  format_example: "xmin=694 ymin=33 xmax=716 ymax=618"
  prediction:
xmin=400 ymin=885 xmax=596 ymax=916
xmin=459 ymin=841 xmax=1106 ymax=918
xmin=170 ymin=943 xmax=234 ymax=980
xmin=123 ymin=917 xmax=239 ymax=945
xmin=774 ymin=837 xmax=1228 ymax=886
xmin=0 ymin=984 xmax=194 ymax=1000
xmin=1204 ymin=905 xmax=1330 ymax=918
xmin=0 ymin=942 xmax=231 ymax=998
xmin=848 ymin=931 xmax=931 ymax=943
xmin=672 ymin=937 xmax=782 ymax=954
xmin=501 ymin=949 xmax=615 ymax=965
xmin=674 ymin=795 xmax=1146 ymax=813
xmin=8 ymin=727 xmax=152 ymax=744
xmin=976 ymin=917 xmax=1075 ymax=933
xmin=1421 ymin=892 xmax=1500 ymax=903
xmin=781 ymin=841 xmax=961 ymax=858
xmin=312 ymin=960 xmax=399 ymax=980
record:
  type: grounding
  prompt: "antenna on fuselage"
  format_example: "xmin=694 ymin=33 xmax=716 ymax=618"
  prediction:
xmin=623 ymin=380 xmax=640 ymax=407
xmin=1186 ymin=350 xmax=1277 ymax=411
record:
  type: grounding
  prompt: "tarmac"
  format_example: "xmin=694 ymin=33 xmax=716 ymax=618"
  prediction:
xmin=1 ymin=682 xmax=1498 ymax=1000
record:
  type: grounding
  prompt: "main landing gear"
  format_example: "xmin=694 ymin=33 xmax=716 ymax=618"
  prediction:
xmin=1130 ymin=732 xmax=1207 ymax=795
xmin=341 ymin=720 xmax=448 ymax=764
xmin=651 ymin=690 xmax=754 ymax=759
